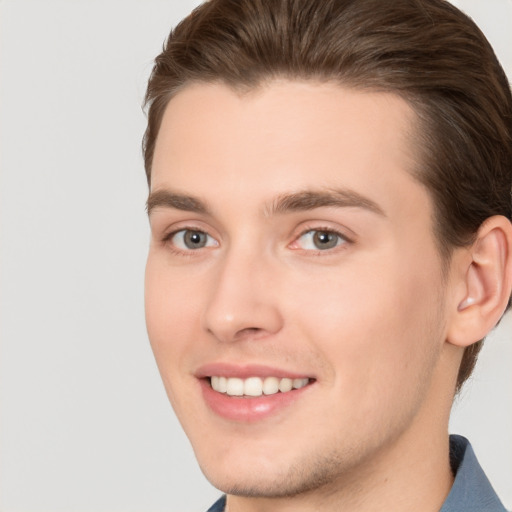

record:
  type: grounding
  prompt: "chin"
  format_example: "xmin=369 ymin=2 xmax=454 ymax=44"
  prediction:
xmin=201 ymin=467 xmax=308 ymax=498
xmin=196 ymin=446 xmax=352 ymax=499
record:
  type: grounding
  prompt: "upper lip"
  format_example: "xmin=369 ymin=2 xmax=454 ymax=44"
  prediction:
xmin=195 ymin=362 xmax=314 ymax=380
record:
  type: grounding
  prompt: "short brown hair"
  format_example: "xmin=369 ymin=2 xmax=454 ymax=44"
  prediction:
xmin=143 ymin=0 xmax=512 ymax=391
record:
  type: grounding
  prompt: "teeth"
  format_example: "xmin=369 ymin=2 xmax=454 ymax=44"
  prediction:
xmin=293 ymin=378 xmax=309 ymax=389
xmin=245 ymin=377 xmax=263 ymax=397
xmin=226 ymin=377 xmax=244 ymax=396
xmin=263 ymin=376 xmax=279 ymax=395
xmin=210 ymin=376 xmax=310 ymax=396
xmin=218 ymin=376 xmax=227 ymax=393
xmin=279 ymin=378 xmax=293 ymax=392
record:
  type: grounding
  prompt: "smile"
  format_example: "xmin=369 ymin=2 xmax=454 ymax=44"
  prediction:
xmin=198 ymin=367 xmax=315 ymax=421
xmin=210 ymin=376 xmax=310 ymax=397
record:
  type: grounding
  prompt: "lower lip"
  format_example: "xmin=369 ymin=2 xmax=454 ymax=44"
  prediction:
xmin=199 ymin=379 xmax=312 ymax=422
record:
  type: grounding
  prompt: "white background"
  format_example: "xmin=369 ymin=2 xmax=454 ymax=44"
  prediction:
xmin=0 ymin=1 xmax=510 ymax=511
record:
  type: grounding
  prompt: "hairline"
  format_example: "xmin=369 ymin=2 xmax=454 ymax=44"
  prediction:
xmin=145 ymin=75 xmax=462 ymax=272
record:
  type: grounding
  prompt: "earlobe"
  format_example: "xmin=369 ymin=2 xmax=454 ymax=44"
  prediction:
xmin=447 ymin=216 xmax=512 ymax=348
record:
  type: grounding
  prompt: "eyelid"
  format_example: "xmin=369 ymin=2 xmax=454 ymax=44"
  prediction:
xmin=173 ymin=229 xmax=218 ymax=250
xmin=164 ymin=227 xmax=217 ymax=243
xmin=159 ymin=224 xmax=220 ymax=257
xmin=289 ymin=224 xmax=354 ymax=252
xmin=157 ymin=218 xmax=217 ymax=243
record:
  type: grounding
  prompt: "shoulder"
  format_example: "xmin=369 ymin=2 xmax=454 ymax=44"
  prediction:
xmin=440 ymin=435 xmax=508 ymax=512
xmin=205 ymin=495 xmax=226 ymax=512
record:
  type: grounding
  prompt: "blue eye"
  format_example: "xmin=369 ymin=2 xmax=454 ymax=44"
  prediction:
xmin=296 ymin=230 xmax=346 ymax=250
xmin=170 ymin=229 xmax=218 ymax=250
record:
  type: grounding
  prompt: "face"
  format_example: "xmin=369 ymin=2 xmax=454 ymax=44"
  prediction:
xmin=145 ymin=81 xmax=453 ymax=499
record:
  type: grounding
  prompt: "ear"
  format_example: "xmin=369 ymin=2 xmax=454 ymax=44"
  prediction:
xmin=447 ymin=215 xmax=512 ymax=347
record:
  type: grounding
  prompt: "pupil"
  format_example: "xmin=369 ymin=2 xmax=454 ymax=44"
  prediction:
xmin=185 ymin=231 xmax=206 ymax=248
xmin=313 ymin=231 xmax=337 ymax=249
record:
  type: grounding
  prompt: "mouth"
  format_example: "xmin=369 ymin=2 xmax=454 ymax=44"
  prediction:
xmin=195 ymin=363 xmax=315 ymax=421
xmin=209 ymin=375 xmax=311 ymax=397
xmin=196 ymin=365 xmax=315 ymax=422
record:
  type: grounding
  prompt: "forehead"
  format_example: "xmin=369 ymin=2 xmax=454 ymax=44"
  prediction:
xmin=150 ymin=80 xmax=427 ymax=224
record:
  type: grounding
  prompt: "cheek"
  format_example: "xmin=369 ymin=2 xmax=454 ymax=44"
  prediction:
xmin=285 ymin=253 xmax=443 ymax=389
xmin=144 ymin=258 xmax=207 ymax=422
xmin=144 ymin=257 xmax=199 ymax=369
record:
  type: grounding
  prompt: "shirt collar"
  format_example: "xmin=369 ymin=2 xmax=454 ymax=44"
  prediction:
xmin=440 ymin=435 xmax=506 ymax=512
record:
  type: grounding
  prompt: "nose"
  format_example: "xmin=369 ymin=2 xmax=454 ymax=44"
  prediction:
xmin=201 ymin=248 xmax=284 ymax=343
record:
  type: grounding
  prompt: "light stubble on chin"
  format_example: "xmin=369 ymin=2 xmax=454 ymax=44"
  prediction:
xmin=219 ymin=456 xmax=355 ymax=498
xmin=203 ymin=443 xmax=378 ymax=506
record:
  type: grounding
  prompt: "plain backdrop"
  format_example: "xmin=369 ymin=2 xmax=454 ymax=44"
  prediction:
xmin=0 ymin=1 xmax=511 ymax=511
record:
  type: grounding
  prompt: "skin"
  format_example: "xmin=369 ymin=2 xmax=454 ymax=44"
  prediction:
xmin=145 ymin=81 xmax=472 ymax=511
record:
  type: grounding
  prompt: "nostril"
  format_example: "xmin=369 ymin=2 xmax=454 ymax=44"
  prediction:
xmin=233 ymin=327 xmax=265 ymax=341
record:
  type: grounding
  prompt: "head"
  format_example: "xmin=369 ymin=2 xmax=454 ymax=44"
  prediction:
xmin=143 ymin=0 xmax=512 ymax=392
xmin=143 ymin=0 xmax=512 ymax=504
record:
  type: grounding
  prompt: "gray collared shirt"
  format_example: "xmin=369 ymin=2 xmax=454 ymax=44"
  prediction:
xmin=206 ymin=435 xmax=507 ymax=512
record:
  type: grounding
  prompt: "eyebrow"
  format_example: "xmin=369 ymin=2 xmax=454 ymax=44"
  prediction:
xmin=265 ymin=189 xmax=386 ymax=217
xmin=147 ymin=190 xmax=211 ymax=216
xmin=146 ymin=188 xmax=385 ymax=217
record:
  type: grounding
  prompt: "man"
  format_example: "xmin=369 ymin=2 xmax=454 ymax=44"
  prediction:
xmin=142 ymin=0 xmax=512 ymax=510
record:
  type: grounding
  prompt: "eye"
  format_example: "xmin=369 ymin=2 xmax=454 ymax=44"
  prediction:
xmin=294 ymin=229 xmax=347 ymax=251
xmin=169 ymin=229 xmax=218 ymax=250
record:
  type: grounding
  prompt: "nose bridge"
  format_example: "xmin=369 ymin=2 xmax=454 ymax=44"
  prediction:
xmin=202 ymin=239 xmax=282 ymax=342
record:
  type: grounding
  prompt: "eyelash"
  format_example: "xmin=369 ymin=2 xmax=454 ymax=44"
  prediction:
xmin=291 ymin=226 xmax=352 ymax=254
xmin=160 ymin=226 xmax=352 ymax=255
xmin=161 ymin=228 xmax=217 ymax=256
